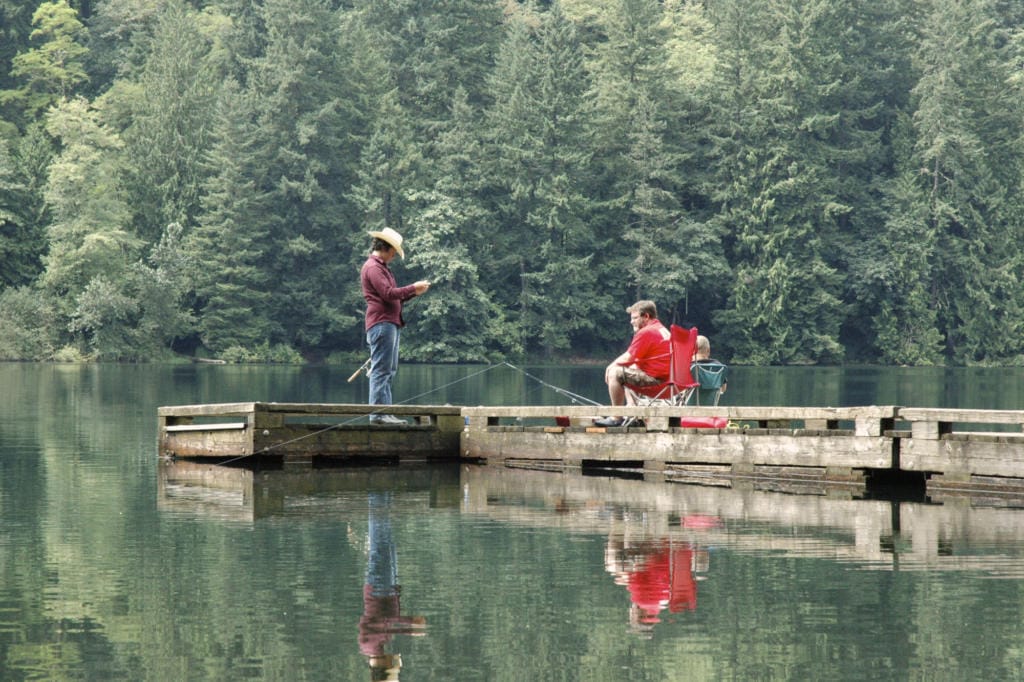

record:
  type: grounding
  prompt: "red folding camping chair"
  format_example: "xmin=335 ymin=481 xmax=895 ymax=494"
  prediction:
xmin=625 ymin=325 xmax=700 ymax=408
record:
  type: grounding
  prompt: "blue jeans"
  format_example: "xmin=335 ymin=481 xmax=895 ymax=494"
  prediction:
xmin=367 ymin=322 xmax=400 ymax=406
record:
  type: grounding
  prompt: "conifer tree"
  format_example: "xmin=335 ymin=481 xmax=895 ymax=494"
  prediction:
xmin=0 ymin=123 xmax=53 ymax=291
xmin=190 ymin=81 xmax=279 ymax=352
xmin=342 ymin=0 xmax=506 ymax=356
xmin=0 ymin=0 xmax=35 ymax=132
xmin=116 ymin=0 xmax=222 ymax=243
xmin=348 ymin=90 xmax=421 ymax=245
xmin=871 ymin=169 xmax=944 ymax=365
xmin=708 ymin=0 xmax=898 ymax=363
xmin=474 ymin=10 xmax=537 ymax=327
xmin=241 ymin=0 xmax=359 ymax=354
xmin=587 ymin=0 xmax=727 ymax=325
xmin=41 ymin=97 xmax=139 ymax=310
xmin=84 ymin=0 xmax=164 ymax=96
xmin=403 ymin=88 xmax=519 ymax=361
xmin=905 ymin=0 xmax=1024 ymax=362
xmin=483 ymin=2 xmax=603 ymax=356
xmin=348 ymin=0 xmax=503 ymax=138
xmin=2 ymin=0 xmax=89 ymax=122
xmin=0 ymin=144 xmax=35 ymax=288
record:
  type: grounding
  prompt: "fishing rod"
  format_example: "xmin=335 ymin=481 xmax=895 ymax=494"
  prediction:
xmin=347 ymin=357 xmax=371 ymax=382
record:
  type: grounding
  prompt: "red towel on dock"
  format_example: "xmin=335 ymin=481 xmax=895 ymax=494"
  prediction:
xmin=680 ymin=417 xmax=728 ymax=429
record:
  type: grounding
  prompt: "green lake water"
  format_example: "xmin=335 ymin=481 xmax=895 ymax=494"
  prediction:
xmin=3 ymin=362 xmax=1024 ymax=680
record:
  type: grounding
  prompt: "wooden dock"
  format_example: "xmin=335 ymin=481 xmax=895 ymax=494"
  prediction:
xmin=463 ymin=405 xmax=893 ymax=487
xmin=157 ymin=402 xmax=1024 ymax=494
xmin=157 ymin=402 xmax=463 ymax=466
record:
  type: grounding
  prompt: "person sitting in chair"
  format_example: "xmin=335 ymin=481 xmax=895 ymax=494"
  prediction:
xmin=595 ymin=300 xmax=671 ymax=427
xmin=691 ymin=335 xmax=728 ymax=406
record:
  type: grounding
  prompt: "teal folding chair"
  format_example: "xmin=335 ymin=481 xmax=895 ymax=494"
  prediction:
xmin=690 ymin=360 xmax=728 ymax=406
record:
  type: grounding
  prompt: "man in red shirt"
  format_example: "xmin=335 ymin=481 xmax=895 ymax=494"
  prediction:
xmin=595 ymin=300 xmax=671 ymax=427
xmin=360 ymin=228 xmax=430 ymax=425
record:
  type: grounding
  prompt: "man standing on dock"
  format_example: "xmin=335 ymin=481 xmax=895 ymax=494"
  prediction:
xmin=595 ymin=300 xmax=671 ymax=427
xmin=361 ymin=228 xmax=430 ymax=425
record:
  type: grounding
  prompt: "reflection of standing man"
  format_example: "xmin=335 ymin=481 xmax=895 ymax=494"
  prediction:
xmin=359 ymin=492 xmax=426 ymax=680
xmin=360 ymin=228 xmax=430 ymax=425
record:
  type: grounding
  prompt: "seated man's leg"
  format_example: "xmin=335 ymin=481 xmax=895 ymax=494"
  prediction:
xmin=621 ymin=367 xmax=662 ymax=405
xmin=624 ymin=375 xmax=638 ymax=406
xmin=604 ymin=363 xmax=627 ymax=406
xmin=603 ymin=365 xmax=662 ymax=407
xmin=596 ymin=364 xmax=629 ymax=426
xmin=598 ymin=366 xmax=662 ymax=427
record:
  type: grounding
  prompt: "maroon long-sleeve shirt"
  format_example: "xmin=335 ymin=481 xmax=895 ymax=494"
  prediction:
xmin=361 ymin=254 xmax=417 ymax=331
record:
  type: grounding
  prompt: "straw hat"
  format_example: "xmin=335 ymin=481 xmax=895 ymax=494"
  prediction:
xmin=368 ymin=227 xmax=405 ymax=259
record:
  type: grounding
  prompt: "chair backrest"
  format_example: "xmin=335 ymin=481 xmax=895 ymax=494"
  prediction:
xmin=691 ymin=359 xmax=728 ymax=406
xmin=668 ymin=325 xmax=699 ymax=392
xmin=693 ymin=361 xmax=727 ymax=390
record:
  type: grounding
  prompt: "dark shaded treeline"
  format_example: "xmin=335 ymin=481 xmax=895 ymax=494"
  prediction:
xmin=1 ymin=0 xmax=1023 ymax=365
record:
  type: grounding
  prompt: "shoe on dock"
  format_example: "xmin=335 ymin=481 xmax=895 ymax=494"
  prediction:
xmin=370 ymin=414 xmax=408 ymax=425
xmin=593 ymin=416 xmax=624 ymax=427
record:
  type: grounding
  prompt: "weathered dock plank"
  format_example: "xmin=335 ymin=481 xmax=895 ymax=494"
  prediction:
xmin=894 ymin=408 xmax=1024 ymax=489
xmin=463 ymin=428 xmax=891 ymax=468
xmin=165 ymin=423 xmax=248 ymax=433
xmin=898 ymin=407 xmax=1024 ymax=428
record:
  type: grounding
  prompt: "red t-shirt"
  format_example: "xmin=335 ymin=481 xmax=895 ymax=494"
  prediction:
xmin=622 ymin=320 xmax=671 ymax=380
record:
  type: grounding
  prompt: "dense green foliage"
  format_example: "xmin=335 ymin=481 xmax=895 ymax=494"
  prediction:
xmin=1 ymin=0 xmax=1023 ymax=364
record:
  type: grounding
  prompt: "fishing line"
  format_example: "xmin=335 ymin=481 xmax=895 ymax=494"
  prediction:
xmin=500 ymin=361 xmax=602 ymax=406
xmin=395 ymin=363 xmax=505 ymax=405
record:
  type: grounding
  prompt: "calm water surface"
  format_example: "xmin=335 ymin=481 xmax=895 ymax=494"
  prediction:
xmin=4 ymin=362 xmax=1024 ymax=681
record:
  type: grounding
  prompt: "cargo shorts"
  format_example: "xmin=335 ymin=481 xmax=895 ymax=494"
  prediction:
xmin=611 ymin=366 xmax=662 ymax=387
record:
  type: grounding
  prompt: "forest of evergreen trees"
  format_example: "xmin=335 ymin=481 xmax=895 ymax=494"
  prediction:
xmin=1 ymin=0 xmax=1023 ymax=365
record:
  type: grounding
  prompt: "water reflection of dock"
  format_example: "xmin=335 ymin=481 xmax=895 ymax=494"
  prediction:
xmin=459 ymin=465 xmax=1024 ymax=578
xmin=157 ymin=459 xmax=1024 ymax=579
xmin=156 ymin=460 xmax=460 ymax=523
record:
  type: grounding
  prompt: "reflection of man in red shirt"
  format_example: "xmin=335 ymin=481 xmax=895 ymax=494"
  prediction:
xmin=606 ymin=536 xmax=699 ymax=633
xmin=627 ymin=546 xmax=697 ymax=624
xmin=359 ymin=492 xmax=426 ymax=680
